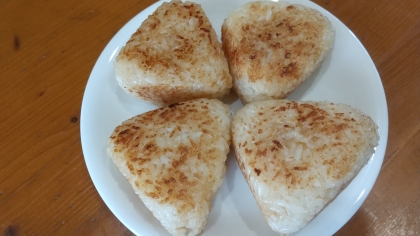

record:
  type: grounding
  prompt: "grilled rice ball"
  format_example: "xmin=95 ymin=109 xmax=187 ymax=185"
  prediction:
xmin=222 ymin=1 xmax=335 ymax=103
xmin=114 ymin=0 xmax=232 ymax=106
xmin=107 ymin=98 xmax=232 ymax=236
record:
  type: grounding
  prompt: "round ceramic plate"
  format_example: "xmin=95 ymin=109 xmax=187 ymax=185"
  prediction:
xmin=80 ymin=0 xmax=388 ymax=235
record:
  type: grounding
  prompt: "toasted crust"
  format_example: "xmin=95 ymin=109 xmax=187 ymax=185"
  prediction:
xmin=107 ymin=98 xmax=231 ymax=236
xmin=114 ymin=0 xmax=232 ymax=106
xmin=231 ymin=100 xmax=379 ymax=234
xmin=222 ymin=1 xmax=335 ymax=103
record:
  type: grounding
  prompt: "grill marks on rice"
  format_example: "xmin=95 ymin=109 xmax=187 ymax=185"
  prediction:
xmin=222 ymin=1 xmax=335 ymax=103
xmin=111 ymin=102 xmax=217 ymax=211
xmin=232 ymin=100 xmax=379 ymax=234
xmin=114 ymin=0 xmax=232 ymax=106
xmin=107 ymin=98 xmax=232 ymax=236
xmin=247 ymin=101 xmax=366 ymax=183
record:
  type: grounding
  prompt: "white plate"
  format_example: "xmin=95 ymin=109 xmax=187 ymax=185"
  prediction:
xmin=80 ymin=0 xmax=388 ymax=235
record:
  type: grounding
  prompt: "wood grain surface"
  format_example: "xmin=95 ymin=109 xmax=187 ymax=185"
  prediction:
xmin=0 ymin=0 xmax=419 ymax=235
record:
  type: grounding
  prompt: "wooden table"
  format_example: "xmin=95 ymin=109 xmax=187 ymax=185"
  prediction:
xmin=1 ymin=0 xmax=419 ymax=235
